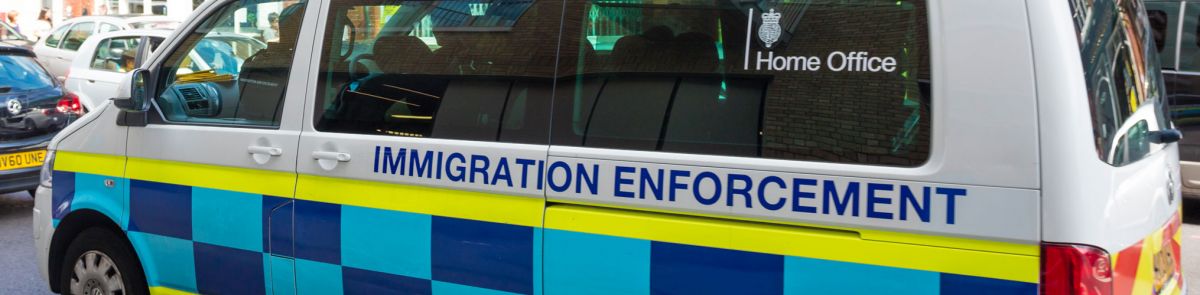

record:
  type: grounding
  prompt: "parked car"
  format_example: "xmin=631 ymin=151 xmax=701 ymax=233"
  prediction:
xmin=0 ymin=44 xmax=82 ymax=196
xmin=33 ymin=15 xmax=181 ymax=81
xmin=0 ymin=21 xmax=33 ymax=49
xmin=65 ymin=29 xmax=267 ymax=110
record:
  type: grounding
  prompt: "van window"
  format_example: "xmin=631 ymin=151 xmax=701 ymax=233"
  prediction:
xmin=314 ymin=0 xmax=557 ymax=144
xmin=61 ymin=22 xmax=94 ymax=51
xmin=1072 ymin=0 xmax=1170 ymax=166
xmin=91 ymin=37 xmax=141 ymax=73
xmin=152 ymin=0 xmax=307 ymax=127
xmin=552 ymin=0 xmax=932 ymax=166
xmin=1145 ymin=2 xmax=1178 ymax=69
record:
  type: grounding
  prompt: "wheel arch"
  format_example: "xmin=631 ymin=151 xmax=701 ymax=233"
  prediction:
xmin=48 ymin=209 xmax=143 ymax=294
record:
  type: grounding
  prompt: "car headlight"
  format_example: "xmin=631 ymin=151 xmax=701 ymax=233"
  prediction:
xmin=39 ymin=150 xmax=55 ymax=188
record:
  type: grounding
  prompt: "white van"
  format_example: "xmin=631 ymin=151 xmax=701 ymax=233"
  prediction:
xmin=31 ymin=0 xmax=1184 ymax=294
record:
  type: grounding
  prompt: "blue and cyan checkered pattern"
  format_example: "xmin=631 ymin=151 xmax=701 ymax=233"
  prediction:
xmin=52 ymin=170 xmax=1037 ymax=294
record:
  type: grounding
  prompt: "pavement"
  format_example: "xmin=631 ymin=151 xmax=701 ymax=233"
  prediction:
xmin=0 ymin=190 xmax=1198 ymax=294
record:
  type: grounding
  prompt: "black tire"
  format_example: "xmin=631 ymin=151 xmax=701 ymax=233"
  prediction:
xmin=59 ymin=228 xmax=148 ymax=295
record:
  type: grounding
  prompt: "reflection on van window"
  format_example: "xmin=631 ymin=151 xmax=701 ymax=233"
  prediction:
xmin=153 ymin=0 xmax=307 ymax=127
xmin=315 ymin=0 xmax=555 ymax=144
xmin=1072 ymin=0 xmax=1169 ymax=166
xmin=552 ymin=0 xmax=932 ymax=166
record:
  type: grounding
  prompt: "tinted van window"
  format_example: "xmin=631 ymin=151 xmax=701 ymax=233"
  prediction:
xmin=1072 ymin=0 xmax=1169 ymax=166
xmin=1145 ymin=3 xmax=1178 ymax=69
xmin=314 ymin=0 xmax=558 ymax=144
xmin=553 ymin=0 xmax=932 ymax=166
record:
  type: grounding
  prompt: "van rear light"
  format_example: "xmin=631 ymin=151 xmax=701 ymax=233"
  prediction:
xmin=56 ymin=92 xmax=83 ymax=115
xmin=1042 ymin=243 xmax=1112 ymax=295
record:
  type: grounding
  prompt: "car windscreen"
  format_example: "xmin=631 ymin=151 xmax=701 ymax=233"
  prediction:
xmin=0 ymin=54 xmax=53 ymax=92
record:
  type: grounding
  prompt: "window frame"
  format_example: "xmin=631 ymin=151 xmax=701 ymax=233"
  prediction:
xmin=43 ymin=24 xmax=71 ymax=48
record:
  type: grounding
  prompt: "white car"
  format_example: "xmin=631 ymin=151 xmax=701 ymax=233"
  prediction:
xmin=66 ymin=29 xmax=267 ymax=111
xmin=33 ymin=15 xmax=180 ymax=81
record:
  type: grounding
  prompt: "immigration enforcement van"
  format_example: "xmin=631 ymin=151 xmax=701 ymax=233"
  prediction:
xmin=30 ymin=0 xmax=1185 ymax=294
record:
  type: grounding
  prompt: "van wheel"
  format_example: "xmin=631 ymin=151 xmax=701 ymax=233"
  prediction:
xmin=59 ymin=228 xmax=148 ymax=295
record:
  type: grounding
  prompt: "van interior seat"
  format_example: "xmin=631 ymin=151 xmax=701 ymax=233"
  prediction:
xmin=234 ymin=3 xmax=306 ymax=124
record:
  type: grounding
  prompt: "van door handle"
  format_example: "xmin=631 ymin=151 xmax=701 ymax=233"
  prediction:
xmin=312 ymin=151 xmax=351 ymax=162
xmin=248 ymin=146 xmax=283 ymax=156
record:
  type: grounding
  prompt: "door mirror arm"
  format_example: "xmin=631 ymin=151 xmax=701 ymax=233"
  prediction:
xmin=1150 ymin=129 xmax=1184 ymax=144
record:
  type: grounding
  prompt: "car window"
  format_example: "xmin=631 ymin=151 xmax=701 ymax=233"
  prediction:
xmin=153 ymin=0 xmax=307 ymax=127
xmin=1146 ymin=2 xmax=1179 ymax=69
xmin=0 ymin=54 xmax=54 ymax=91
xmin=100 ymin=23 xmax=122 ymax=33
xmin=61 ymin=22 xmax=95 ymax=51
xmin=90 ymin=36 xmax=142 ymax=73
xmin=313 ymin=0 xmax=555 ymax=144
xmin=44 ymin=25 xmax=71 ymax=48
xmin=1073 ymin=0 xmax=1169 ymax=166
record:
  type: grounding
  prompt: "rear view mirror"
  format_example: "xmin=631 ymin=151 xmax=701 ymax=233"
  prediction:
xmin=113 ymin=69 xmax=150 ymax=111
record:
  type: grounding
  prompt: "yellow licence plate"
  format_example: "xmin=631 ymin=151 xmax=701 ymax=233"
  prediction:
xmin=0 ymin=150 xmax=46 ymax=171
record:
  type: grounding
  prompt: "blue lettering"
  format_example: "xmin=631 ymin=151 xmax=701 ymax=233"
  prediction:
xmin=822 ymin=181 xmax=860 ymax=216
xmin=382 ymin=147 xmax=406 ymax=175
xmin=757 ymin=176 xmax=786 ymax=211
xmin=537 ymin=160 xmax=545 ymax=190
xmin=547 ymin=161 xmax=571 ymax=193
xmin=492 ymin=157 xmax=513 ymax=187
xmin=726 ymin=174 xmax=753 ymax=208
xmin=614 ymin=166 xmax=635 ymax=198
xmin=668 ymin=170 xmax=690 ymax=202
xmin=576 ymin=164 xmax=599 ymax=195
xmin=900 ymin=186 xmax=931 ymax=222
xmin=408 ymin=149 xmax=433 ymax=178
xmin=639 ymin=168 xmax=664 ymax=201
xmin=373 ymin=146 xmax=380 ymax=173
xmin=866 ymin=183 xmax=894 ymax=220
xmin=515 ymin=158 xmax=535 ymax=189
xmin=694 ymin=172 xmax=722 ymax=205
xmin=446 ymin=153 xmax=466 ymax=182
xmin=790 ymin=178 xmax=817 ymax=213
xmin=469 ymin=155 xmax=490 ymax=184
xmin=436 ymin=152 xmax=444 ymax=179
xmin=936 ymin=187 xmax=966 ymax=224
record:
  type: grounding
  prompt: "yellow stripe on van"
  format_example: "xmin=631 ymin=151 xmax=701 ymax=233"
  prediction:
xmin=546 ymin=204 xmax=1040 ymax=283
xmin=551 ymin=199 xmax=1038 ymax=256
xmin=54 ymin=151 xmax=125 ymax=177
xmin=125 ymin=157 xmax=295 ymax=197
xmin=149 ymin=286 xmax=196 ymax=295
xmin=296 ymin=174 xmax=543 ymax=228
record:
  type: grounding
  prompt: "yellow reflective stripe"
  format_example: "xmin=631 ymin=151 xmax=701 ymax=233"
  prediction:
xmin=296 ymin=174 xmax=543 ymax=228
xmin=126 ymin=157 xmax=295 ymax=197
xmin=551 ymin=199 xmax=1037 ymax=256
xmin=546 ymin=204 xmax=1039 ymax=283
xmin=149 ymin=286 xmax=196 ymax=295
xmin=54 ymin=151 xmax=124 ymax=177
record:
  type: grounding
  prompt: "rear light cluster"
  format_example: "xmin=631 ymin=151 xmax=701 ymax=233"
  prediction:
xmin=56 ymin=92 xmax=83 ymax=116
xmin=1042 ymin=243 xmax=1112 ymax=295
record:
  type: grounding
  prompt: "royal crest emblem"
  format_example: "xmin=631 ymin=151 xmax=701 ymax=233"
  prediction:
xmin=6 ymin=99 xmax=20 ymax=115
xmin=759 ymin=8 xmax=782 ymax=49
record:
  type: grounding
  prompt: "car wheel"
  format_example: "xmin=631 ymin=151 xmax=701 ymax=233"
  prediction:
xmin=59 ymin=228 xmax=148 ymax=295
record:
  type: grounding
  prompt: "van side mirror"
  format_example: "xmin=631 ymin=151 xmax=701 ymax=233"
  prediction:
xmin=1150 ymin=129 xmax=1183 ymax=144
xmin=113 ymin=69 xmax=150 ymax=112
